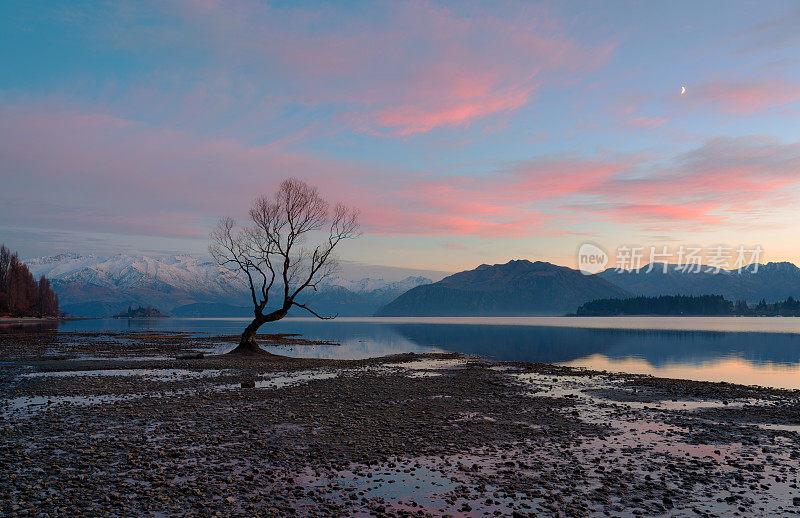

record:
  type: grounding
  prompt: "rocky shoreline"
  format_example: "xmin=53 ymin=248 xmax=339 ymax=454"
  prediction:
xmin=2 ymin=331 xmax=800 ymax=516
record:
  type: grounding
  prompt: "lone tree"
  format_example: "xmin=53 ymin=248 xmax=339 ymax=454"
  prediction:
xmin=210 ymin=178 xmax=359 ymax=355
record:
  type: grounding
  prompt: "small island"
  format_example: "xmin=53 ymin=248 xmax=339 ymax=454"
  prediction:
xmin=113 ymin=305 xmax=168 ymax=318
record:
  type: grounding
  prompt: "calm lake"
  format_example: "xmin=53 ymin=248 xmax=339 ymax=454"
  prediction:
xmin=8 ymin=316 xmax=800 ymax=389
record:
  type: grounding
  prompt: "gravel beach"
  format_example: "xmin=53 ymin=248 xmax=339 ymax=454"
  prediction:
xmin=2 ymin=330 xmax=800 ymax=517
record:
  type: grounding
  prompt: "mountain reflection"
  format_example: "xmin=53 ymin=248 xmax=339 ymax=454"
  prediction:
xmin=9 ymin=318 xmax=800 ymax=387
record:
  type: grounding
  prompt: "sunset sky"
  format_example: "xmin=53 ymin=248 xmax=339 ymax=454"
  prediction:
xmin=3 ymin=1 xmax=800 ymax=273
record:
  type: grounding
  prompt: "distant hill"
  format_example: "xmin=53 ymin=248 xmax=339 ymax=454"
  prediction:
xmin=26 ymin=253 xmax=432 ymax=317
xmin=598 ymin=262 xmax=800 ymax=303
xmin=375 ymin=260 xmax=631 ymax=316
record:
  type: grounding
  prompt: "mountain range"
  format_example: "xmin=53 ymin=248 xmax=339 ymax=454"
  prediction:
xmin=598 ymin=262 xmax=800 ymax=303
xmin=26 ymin=253 xmax=800 ymax=318
xmin=26 ymin=253 xmax=432 ymax=317
xmin=375 ymin=260 xmax=631 ymax=316
xmin=374 ymin=260 xmax=800 ymax=316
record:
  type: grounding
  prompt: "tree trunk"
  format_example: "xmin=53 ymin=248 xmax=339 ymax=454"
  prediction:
xmin=229 ymin=317 xmax=268 ymax=355
xmin=228 ymin=308 xmax=289 ymax=355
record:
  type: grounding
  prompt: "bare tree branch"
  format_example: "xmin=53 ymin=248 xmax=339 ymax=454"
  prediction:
xmin=291 ymin=301 xmax=337 ymax=320
xmin=209 ymin=178 xmax=360 ymax=353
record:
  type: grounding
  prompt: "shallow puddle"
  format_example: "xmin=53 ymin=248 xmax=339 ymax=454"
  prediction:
xmin=2 ymin=393 xmax=143 ymax=417
xmin=512 ymin=370 xmax=760 ymax=413
xmin=386 ymin=358 xmax=471 ymax=371
xmin=407 ymin=371 xmax=442 ymax=378
xmin=255 ymin=371 xmax=338 ymax=388
xmin=293 ymin=456 xmax=521 ymax=515
xmin=215 ymin=369 xmax=339 ymax=390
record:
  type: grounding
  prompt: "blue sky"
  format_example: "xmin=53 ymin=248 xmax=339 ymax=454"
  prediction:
xmin=2 ymin=1 xmax=800 ymax=272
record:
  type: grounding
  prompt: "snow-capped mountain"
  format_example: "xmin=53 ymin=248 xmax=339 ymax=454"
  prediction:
xmin=25 ymin=253 xmax=432 ymax=317
xmin=321 ymin=275 xmax=432 ymax=294
xmin=27 ymin=253 xmax=243 ymax=297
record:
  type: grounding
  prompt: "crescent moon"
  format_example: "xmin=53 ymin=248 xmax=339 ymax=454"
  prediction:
xmin=681 ymin=86 xmax=686 ymax=95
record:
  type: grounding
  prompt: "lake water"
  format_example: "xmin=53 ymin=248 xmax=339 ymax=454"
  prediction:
xmin=6 ymin=316 xmax=800 ymax=389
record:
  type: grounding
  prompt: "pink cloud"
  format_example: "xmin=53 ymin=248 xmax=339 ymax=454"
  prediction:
xmin=371 ymin=86 xmax=533 ymax=136
xmin=593 ymin=202 xmax=726 ymax=228
xmin=582 ymin=136 xmax=800 ymax=228
xmin=101 ymin=1 xmax=615 ymax=136
xmin=691 ymin=80 xmax=800 ymax=115
xmin=0 ymin=104 xmax=366 ymax=238
xmin=362 ymin=207 xmax=540 ymax=237
xmin=607 ymin=95 xmax=669 ymax=130
xmin=5 ymin=103 xmax=800 ymax=243
xmin=360 ymin=137 xmax=800 ymax=236
xmin=357 ymin=157 xmax=631 ymax=236
xmin=361 ymin=136 xmax=800 ymax=236
xmin=626 ymin=116 xmax=669 ymax=128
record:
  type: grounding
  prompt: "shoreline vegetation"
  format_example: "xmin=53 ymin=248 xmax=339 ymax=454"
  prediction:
xmin=575 ymin=293 xmax=800 ymax=317
xmin=0 ymin=244 xmax=60 ymax=319
xmin=2 ymin=330 xmax=800 ymax=515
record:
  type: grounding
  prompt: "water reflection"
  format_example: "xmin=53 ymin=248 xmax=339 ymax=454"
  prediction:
xmin=0 ymin=320 xmax=59 ymax=333
xmin=5 ymin=317 xmax=800 ymax=388
xmin=562 ymin=355 xmax=800 ymax=390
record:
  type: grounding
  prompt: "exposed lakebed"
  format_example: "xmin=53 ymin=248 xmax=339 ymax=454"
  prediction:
xmin=2 ymin=330 xmax=800 ymax=516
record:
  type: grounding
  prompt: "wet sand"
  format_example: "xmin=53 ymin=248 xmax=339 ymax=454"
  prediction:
xmin=2 ymin=331 xmax=800 ymax=516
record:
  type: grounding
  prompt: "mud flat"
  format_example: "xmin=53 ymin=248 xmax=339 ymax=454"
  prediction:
xmin=2 ymin=331 xmax=800 ymax=516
